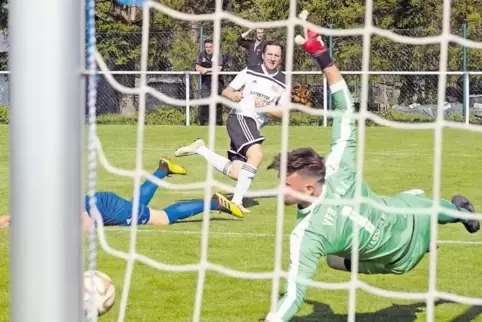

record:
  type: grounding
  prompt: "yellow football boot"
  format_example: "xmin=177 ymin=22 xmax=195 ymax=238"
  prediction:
xmin=213 ymin=193 xmax=244 ymax=218
xmin=159 ymin=157 xmax=187 ymax=175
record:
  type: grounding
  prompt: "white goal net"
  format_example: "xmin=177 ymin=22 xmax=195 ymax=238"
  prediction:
xmin=85 ymin=0 xmax=482 ymax=321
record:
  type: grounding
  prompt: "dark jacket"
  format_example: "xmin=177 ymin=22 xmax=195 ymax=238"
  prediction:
xmin=196 ymin=51 xmax=224 ymax=88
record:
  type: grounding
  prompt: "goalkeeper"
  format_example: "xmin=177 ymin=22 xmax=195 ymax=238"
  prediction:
xmin=0 ymin=158 xmax=242 ymax=230
xmin=264 ymin=12 xmax=480 ymax=322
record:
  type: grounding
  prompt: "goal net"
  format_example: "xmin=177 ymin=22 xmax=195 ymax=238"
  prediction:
xmin=84 ymin=0 xmax=482 ymax=321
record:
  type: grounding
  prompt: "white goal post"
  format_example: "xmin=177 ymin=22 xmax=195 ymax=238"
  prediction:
xmin=9 ymin=0 xmax=84 ymax=320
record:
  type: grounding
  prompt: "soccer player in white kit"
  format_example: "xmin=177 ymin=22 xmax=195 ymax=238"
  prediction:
xmin=175 ymin=41 xmax=291 ymax=212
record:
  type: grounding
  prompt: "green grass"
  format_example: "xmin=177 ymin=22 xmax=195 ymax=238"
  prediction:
xmin=1 ymin=124 xmax=482 ymax=321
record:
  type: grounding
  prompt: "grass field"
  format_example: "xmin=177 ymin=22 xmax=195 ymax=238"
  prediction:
xmin=0 ymin=124 xmax=482 ymax=322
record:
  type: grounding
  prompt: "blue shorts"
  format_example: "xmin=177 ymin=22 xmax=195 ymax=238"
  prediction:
xmin=84 ymin=192 xmax=151 ymax=226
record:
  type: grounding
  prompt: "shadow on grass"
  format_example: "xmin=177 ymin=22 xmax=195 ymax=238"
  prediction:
xmin=259 ymin=297 xmax=481 ymax=322
xmin=451 ymin=305 xmax=482 ymax=322
xmin=174 ymin=217 xmax=238 ymax=224
xmin=174 ymin=194 xmax=272 ymax=209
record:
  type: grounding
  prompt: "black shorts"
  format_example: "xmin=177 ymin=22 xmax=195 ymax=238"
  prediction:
xmin=226 ymin=114 xmax=265 ymax=161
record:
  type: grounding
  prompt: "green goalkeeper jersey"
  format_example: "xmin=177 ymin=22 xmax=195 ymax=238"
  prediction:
xmin=267 ymin=80 xmax=424 ymax=322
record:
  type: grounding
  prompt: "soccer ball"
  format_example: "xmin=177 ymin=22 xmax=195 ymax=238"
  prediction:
xmin=83 ymin=270 xmax=116 ymax=317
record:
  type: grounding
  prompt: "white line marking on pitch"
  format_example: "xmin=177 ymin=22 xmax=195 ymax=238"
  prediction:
xmin=97 ymin=147 xmax=481 ymax=158
xmin=103 ymin=228 xmax=482 ymax=245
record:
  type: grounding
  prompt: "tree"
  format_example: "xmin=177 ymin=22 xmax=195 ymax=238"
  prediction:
xmin=86 ymin=0 xmax=482 ymax=111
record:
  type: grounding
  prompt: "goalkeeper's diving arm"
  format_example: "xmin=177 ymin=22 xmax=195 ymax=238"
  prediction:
xmin=294 ymin=10 xmax=358 ymax=171
xmin=265 ymin=236 xmax=324 ymax=322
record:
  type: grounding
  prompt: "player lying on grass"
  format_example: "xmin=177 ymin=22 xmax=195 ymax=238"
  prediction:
xmin=175 ymin=41 xmax=291 ymax=212
xmin=0 ymin=158 xmax=243 ymax=230
xmin=264 ymin=12 xmax=480 ymax=322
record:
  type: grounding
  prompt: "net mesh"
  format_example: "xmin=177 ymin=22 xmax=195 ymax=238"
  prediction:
xmin=86 ymin=0 xmax=99 ymax=318
xmin=86 ymin=0 xmax=482 ymax=321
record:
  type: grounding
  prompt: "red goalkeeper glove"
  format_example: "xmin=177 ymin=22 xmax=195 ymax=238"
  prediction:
xmin=295 ymin=10 xmax=333 ymax=70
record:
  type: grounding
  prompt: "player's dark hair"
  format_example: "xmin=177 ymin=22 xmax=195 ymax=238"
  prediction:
xmin=204 ymin=38 xmax=213 ymax=45
xmin=263 ymin=41 xmax=284 ymax=54
xmin=267 ymin=148 xmax=326 ymax=184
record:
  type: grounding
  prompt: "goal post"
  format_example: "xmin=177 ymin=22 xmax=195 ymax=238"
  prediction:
xmin=9 ymin=0 xmax=84 ymax=320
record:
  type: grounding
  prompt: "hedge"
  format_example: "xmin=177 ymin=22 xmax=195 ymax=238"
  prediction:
xmin=1 ymin=104 xmax=481 ymax=126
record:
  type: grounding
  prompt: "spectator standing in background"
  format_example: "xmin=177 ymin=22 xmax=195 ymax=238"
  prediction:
xmin=195 ymin=38 xmax=225 ymax=126
xmin=236 ymin=28 xmax=266 ymax=68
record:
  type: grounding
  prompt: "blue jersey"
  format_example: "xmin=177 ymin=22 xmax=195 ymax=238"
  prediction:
xmin=84 ymin=192 xmax=150 ymax=226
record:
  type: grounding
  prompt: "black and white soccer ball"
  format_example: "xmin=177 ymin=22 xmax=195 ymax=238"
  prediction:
xmin=83 ymin=270 xmax=116 ymax=317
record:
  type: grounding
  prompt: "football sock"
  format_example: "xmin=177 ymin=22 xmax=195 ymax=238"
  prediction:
xmin=232 ymin=163 xmax=257 ymax=205
xmin=138 ymin=169 xmax=167 ymax=206
xmin=437 ymin=198 xmax=467 ymax=224
xmin=164 ymin=200 xmax=217 ymax=224
xmin=196 ymin=145 xmax=233 ymax=176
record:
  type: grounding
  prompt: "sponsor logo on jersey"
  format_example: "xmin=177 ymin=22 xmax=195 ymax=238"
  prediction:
xmin=250 ymin=91 xmax=270 ymax=101
xmin=367 ymin=213 xmax=387 ymax=250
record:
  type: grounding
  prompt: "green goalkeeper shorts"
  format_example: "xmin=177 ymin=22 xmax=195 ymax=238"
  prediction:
xmin=357 ymin=191 xmax=432 ymax=275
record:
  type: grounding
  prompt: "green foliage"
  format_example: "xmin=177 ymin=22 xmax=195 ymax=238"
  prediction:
xmin=88 ymin=0 xmax=482 ymax=75
xmin=160 ymin=29 xmax=198 ymax=71
xmin=1 ymin=0 xmax=481 ymax=75
xmin=146 ymin=108 xmax=197 ymax=125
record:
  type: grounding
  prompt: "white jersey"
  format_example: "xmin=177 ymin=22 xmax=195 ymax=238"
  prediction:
xmin=227 ymin=64 xmax=291 ymax=129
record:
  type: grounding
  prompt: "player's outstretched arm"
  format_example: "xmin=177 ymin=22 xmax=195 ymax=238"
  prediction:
xmin=295 ymin=10 xmax=357 ymax=174
xmin=236 ymin=29 xmax=254 ymax=49
xmin=265 ymin=230 xmax=326 ymax=322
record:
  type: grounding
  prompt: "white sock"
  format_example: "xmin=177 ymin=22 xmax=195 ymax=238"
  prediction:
xmin=196 ymin=145 xmax=232 ymax=175
xmin=232 ymin=163 xmax=257 ymax=204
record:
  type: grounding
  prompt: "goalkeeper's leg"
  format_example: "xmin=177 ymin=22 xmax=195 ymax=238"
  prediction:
xmin=326 ymin=256 xmax=393 ymax=274
xmin=399 ymin=189 xmax=480 ymax=233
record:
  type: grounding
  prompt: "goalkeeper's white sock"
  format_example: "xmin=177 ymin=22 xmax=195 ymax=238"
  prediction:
xmin=196 ymin=145 xmax=232 ymax=176
xmin=232 ymin=163 xmax=257 ymax=205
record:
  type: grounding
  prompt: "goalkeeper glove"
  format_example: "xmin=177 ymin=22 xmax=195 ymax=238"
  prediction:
xmin=294 ymin=10 xmax=333 ymax=70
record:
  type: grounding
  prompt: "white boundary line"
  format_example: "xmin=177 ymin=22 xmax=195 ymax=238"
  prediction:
xmin=103 ymin=228 xmax=482 ymax=245
xmin=83 ymin=146 xmax=482 ymax=158
xmin=1 ymin=146 xmax=481 ymax=158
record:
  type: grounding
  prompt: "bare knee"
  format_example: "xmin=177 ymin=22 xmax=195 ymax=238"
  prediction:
xmin=147 ymin=209 xmax=170 ymax=226
xmin=326 ymin=255 xmax=349 ymax=271
xmin=227 ymin=145 xmax=263 ymax=179
xmin=227 ymin=160 xmax=244 ymax=179
xmin=245 ymin=144 xmax=264 ymax=167
xmin=0 ymin=216 xmax=10 ymax=228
